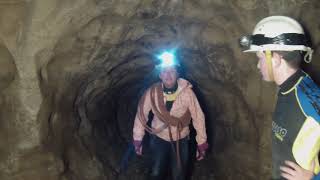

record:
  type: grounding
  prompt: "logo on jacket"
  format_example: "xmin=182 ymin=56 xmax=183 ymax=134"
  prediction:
xmin=272 ymin=121 xmax=287 ymax=141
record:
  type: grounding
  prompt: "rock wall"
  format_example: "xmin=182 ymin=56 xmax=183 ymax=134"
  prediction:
xmin=0 ymin=0 xmax=319 ymax=180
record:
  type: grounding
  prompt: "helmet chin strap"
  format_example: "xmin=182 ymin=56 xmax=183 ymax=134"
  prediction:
xmin=265 ymin=50 xmax=274 ymax=81
xmin=304 ymin=48 xmax=313 ymax=63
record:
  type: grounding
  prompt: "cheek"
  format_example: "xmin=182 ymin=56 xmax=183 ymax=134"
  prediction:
xmin=162 ymin=73 xmax=170 ymax=80
xmin=171 ymin=73 xmax=177 ymax=79
xmin=260 ymin=59 xmax=267 ymax=69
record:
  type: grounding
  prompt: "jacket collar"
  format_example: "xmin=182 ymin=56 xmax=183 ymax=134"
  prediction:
xmin=279 ymin=69 xmax=305 ymax=94
xmin=163 ymin=82 xmax=178 ymax=94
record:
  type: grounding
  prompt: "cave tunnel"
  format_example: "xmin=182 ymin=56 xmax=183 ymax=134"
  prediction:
xmin=0 ymin=1 xmax=320 ymax=180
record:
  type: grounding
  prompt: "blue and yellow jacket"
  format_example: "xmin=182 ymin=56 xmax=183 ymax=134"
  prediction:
xmin=272 ymin=70 xmax=320 ymax=179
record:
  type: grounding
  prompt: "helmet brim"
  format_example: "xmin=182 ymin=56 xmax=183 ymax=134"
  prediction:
xmin=243 ymin=44 xmax=312 ymax=53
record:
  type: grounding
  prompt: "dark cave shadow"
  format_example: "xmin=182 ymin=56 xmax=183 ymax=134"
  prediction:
xmin=184 ymin=79 xmax=216 ymax=180
xmin=300 ymin=21 xmax=320 ymax=85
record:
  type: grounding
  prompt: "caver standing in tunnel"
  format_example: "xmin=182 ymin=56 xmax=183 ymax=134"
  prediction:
xmin=240 ymin=16 xmax=320 ymax=180
xmin=132 ymin=51 xmax=209 ymax=180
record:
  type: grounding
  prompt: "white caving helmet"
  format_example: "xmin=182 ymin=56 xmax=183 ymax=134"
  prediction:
xmin=240 ymin=16 xmax=313 ymax=63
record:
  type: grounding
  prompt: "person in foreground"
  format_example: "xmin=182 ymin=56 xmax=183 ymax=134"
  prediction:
xmin=240 ymin=16 xmax=320 ymax=180
xmin=132 ymin=51 xmax=208 ymax=180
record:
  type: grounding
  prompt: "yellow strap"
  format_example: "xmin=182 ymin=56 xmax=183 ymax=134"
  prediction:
xmin=265 ymin=50 xmax=274 ymax=81
xmin=163 ymin=91 xmax=178 ymax=101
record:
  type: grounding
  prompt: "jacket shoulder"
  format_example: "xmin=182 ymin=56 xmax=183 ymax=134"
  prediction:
xmin=296 ymin=76 xmax=320 ymax=123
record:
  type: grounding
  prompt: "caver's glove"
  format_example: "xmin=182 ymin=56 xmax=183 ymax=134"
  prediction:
xmin=196 ymin=142 xmax=208 ymax=161
xmin=133 ymin=140 xmax=142 ymax=155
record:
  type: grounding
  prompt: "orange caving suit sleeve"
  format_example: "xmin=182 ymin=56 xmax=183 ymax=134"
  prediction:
xmin=133 ymin=89 xmax=151 ymax=141
xmin=185 ymin=88 xmax=207 ymax=145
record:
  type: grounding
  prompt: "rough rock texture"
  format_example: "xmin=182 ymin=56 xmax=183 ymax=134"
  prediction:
xmin=0 ymin=0 xmax=319 ymax=180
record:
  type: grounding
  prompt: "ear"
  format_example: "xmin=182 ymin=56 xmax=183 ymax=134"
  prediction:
xmin=272 ymin=52 xmax=282 ymax=68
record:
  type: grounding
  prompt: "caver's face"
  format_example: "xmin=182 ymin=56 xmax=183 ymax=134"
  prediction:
xmin=159 ymin=66 xmax=178 ymax=88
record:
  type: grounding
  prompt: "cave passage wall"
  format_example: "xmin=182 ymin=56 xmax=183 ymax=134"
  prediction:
xmin=0 ymin=0 xmax=320 ymax=180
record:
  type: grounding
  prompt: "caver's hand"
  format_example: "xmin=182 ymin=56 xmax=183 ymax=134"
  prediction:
xmin=280 ymin=160 xmax=315 ymax=180
xmin=133 ymin=140 xmax=142 ymax=155
xmin=196 ymin=142 xmax=208 ymax=161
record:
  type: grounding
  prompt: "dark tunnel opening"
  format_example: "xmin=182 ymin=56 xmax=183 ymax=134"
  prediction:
xmin=65 ymin=37 xmax=263 ymax=179
xmin=73 ymin=47 xmax=219 ymax=179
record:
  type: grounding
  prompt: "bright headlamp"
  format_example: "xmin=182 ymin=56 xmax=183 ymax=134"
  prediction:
xmin=239 ymin=35 xmax=252 ymax=50
xmin=156 ymin=51 xmax=179 ymax=69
